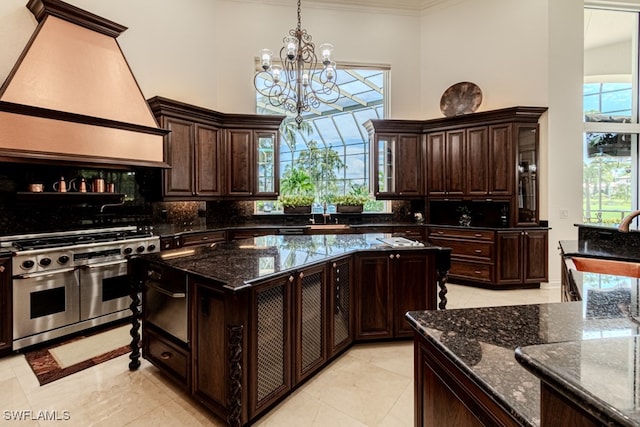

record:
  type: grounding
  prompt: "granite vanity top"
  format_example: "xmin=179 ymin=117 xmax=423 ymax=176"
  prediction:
xmin=516 ymin=336 xmax=640 ymax=426
xmin=406 ymin=302 xmax=640 ymax=426
xmin=140 ymin=233 xmax=450 ymax=290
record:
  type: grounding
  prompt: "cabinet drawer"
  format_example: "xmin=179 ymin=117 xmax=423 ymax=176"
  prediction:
xmin=429 ymin=238 xmax=493 ymax=260
xmin=393 ymin=227 xmax=424 ymax=239
xmin=429 ymin=228 xmax=494 ymax=241
xmin=182 ymin=230 xmax=226 ymax=246
xmin=450 ymin=260 xmax=493 ymax=282
xmin=145 ymin=328 xmax=189 ymax=385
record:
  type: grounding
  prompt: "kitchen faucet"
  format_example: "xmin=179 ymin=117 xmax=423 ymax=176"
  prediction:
xmin=322 ymin=202 xmax=331 ymax=224
xmin=618 ymin=210 xmax=640 ymax=232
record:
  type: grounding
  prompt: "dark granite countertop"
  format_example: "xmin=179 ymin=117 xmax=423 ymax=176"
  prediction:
xmin=140 ymin=233 xmax=450 ymax=290
xmin=560 ymin=239 xmax=640 ymax=263
xmin=516 ymin=337 xmax=640 ymax=426
xmin=406 ymin=302 xmax=640 ymax=426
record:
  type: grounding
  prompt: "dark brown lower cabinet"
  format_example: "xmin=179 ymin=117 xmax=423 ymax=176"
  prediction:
xmin=414 ymin=336 xmax=521 ymax=426
xmin=355 ymin=251 xmax=435 ymax=340
xmin=496 ymin=230 xmax=548 ymax=286
xmin=0 ymin=256 xmax=11 ymax=357
xmin=249 ymin=274 xmax=292 ymax=418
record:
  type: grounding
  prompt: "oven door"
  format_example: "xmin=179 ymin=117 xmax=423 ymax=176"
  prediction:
xmin=13 ymin=267 xmax=80 ymax=341
xmin=79 ymin=260 xmax=130 ymax=321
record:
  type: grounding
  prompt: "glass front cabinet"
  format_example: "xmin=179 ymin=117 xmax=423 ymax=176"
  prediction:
xmin=516 ymin=124 xmax=539 ymax=226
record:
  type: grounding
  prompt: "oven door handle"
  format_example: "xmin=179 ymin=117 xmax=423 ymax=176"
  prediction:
xmin=79 ymin=260 xmax=129 ymax=269
xmin=146 ymin=280 xmax=186 ymax=298
xmin=14 ymin=267 xmax=77 ymax=279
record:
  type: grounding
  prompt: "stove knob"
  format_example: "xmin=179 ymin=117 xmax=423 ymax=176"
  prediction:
xmin=39 ymin=257 xmax=52 ymax=267
xmin=123 ymin=247 xmax=133 ymax=255
xmin=22 ymin=260 xmax=35 ymax=269
xmin=136 ymin=246 xmax=145 ymax=253
xmin=58 ymin=255 xmax=70 ymax=265
xmin=147 ymin=244 xmax=157 ymax=252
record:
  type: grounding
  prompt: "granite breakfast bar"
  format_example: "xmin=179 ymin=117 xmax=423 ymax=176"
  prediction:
xmin=128 ymin=233 xmax=451 ymax=426
xmin=406 ymin=301 xmax=640 ymax=426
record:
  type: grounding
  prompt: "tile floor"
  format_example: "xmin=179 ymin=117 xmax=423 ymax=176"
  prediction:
xmin=0 ymin=284 xmax=561 ymax=426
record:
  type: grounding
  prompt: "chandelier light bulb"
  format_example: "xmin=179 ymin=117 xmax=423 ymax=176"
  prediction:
xmin=271 ymin=65 xmax=282 ymax=83
xmin=259 ymin=49 xmax=272 ymax=71
xmin=326 ymin=61 xmax=336 ymax=80
xmin=319 ymin=43 xmax=334 ymax=66
xmin=284 ymin=36 xmax=298 ymax=61
xmin=302 ymin=72 xmax=309 ymax=86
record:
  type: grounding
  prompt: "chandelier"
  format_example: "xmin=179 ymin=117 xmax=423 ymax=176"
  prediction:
xmin=254 ymin=0 xmax=340 ymax=127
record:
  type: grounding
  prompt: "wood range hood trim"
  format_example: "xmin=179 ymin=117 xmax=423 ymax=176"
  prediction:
xmin=0 ymin=0 xmax=169 ymax=169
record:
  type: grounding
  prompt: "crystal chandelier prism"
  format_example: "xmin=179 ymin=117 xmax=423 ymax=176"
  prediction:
xmin=254 ymin=0 xmax=340 ymax=127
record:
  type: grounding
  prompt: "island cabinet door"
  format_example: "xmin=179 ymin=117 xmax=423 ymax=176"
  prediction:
xmin=392 ymin=252 xmax=433 ymax=337
xmin=248 ymin=275 xmax=293 ymax=419
xmin=192 ymin=282 xmax=228 ymax=416
xmin=355 ymin=253 xmax=393 ymax=340
xmin=328 ymin=256 xmax=353 ymax=358
xmin=293 ymin=264 xmax=328 ymax=384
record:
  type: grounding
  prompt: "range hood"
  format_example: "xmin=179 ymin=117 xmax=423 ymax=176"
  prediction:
xmin=0 ymin=0 xmax=168 ymax=168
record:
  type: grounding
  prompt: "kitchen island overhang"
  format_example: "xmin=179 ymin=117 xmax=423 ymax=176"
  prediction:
xmin=127 ymin=233 xmax=451 ymax=427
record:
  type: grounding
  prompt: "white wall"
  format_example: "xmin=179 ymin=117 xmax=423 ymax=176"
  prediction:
xmin=0 ymin=0 xmax=588 ymax=286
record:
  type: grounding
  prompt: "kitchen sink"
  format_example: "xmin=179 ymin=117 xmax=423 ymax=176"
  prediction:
xmin=571 ymin=257 xmax=640 ymax=278
xmin=307 ymin=224 xmax=351 ymax=229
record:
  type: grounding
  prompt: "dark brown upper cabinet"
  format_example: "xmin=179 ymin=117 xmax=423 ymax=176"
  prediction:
xmin=148 ymin=96 xmax=283 ymax=201
xmin=363 ymin=120 xmax=424 ymax=199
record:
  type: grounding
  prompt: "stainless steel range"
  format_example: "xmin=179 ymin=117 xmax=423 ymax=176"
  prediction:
xmin=1 ymin=226 xmax=160 ymax=350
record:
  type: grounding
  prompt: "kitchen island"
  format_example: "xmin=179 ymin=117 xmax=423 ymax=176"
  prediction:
xmin=406 ymin=291 xmax=640 ymax=426
xmin=129 ymin=233 xmax=451 ymax=426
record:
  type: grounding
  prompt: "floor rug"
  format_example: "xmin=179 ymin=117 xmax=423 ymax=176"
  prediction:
xmin=24 ymin=324 xmax=132 ymax=386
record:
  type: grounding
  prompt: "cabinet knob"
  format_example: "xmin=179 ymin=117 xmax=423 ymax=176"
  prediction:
xmin=160 ymin=351 xmax=172 ymax=360
xmin=0 ymin=265 xmax=4 ymax=273
xmin=333 ymin=262 xmax=337 ymax=268
xmin=389 ymin=254 xmax=394 ymax=259
xmin=396 ymin=254 xmax=400 ymax=259
xmin=474 ymin=249 xmax=482 ymax=254
xmin=299 ymin=272 xmax=304 ymax=279
xmin=289 ymin=275 xmax=294 ymax=282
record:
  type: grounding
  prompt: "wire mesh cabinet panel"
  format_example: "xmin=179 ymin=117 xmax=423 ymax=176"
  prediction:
xmin=328 ymin=256 xmax=353 ymax=357
xmin=293 ymin=264 xmax=327 ymax=384
xmin=250 ymin=275 xmax=292 ymax=418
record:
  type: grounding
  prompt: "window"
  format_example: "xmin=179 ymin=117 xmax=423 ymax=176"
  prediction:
xmin=583 ymin=7 xmax=640 ymax=226
xmin=255 ymin=66 xmax=388 ymax=214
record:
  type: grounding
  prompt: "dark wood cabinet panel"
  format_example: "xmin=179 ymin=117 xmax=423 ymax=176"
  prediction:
xmin=293 ymin=264 xmax=327 ymax=384
xmin=496 ymin=230 xmax=548 ymax=286
xmin=226 ymin=129 xmax=253 ymax=196
xmin=0 ymin=257 xmax=11 ymax=356
xmin=355 ymin=251 xmax=433 ymax=340
xmin=195 ymin=124 xmax=223 ymax=196
xmin=328 ymin=257 xmax=353 ymax=357
xmin=427 ymin=130 xmax=465 ymax=197
xmin=193 ymin=283 xmax=227 ymax=411
xmin=396 ymin=133 xmax=423 ymax=196
xmin=249 ymin=275 xmax=292 ymax=417
xmin=465 ymin=126 xmax=489 ymax=196
xmin=355 ymin=253 xmax=392 ymax=339
xmin=393 ymin=252 xmax=431 ymax=337
xmin=163 ymin=117 xmax=195 ymax=197
xmin=488 ymin=124 xmax=513 ymax=196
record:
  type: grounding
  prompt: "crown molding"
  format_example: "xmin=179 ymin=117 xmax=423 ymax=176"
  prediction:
xmin=222 ymin=0 xmax=457 ymax=15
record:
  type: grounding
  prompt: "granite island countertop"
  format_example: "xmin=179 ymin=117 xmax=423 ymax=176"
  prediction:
xmin=406 ymin=301 xmax=640 ymax=426
xmin=139 ymin=233 xmax=451 ymax=291
xmin=516 ymin=336 xmax=640 ymax=426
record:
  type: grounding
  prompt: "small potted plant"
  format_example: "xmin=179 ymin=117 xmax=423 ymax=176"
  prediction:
xmin=279 ymin=194 xmax=316 ymax=213
xmin=334 ymin=191 xmax=370 ymax=214
xmin=456 ymin=205 xmax=472 ymax=227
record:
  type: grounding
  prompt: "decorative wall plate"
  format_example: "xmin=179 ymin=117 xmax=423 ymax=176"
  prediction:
xmin=440 ymin=82 xmax=483 ymax=117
